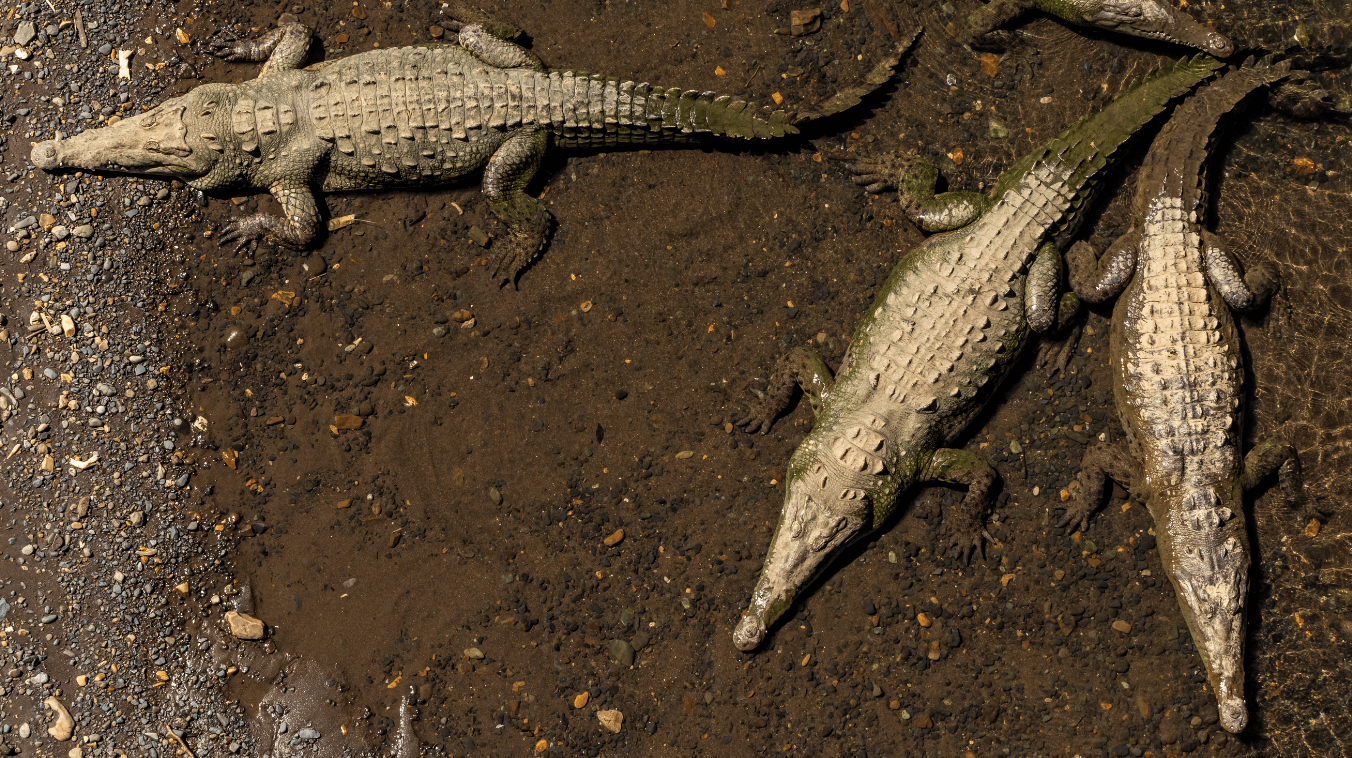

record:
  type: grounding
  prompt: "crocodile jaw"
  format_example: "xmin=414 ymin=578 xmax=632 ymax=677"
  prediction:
xmin=1085 ymin=0 xmax=1233 ymax=56
xmin=733 ymin=478 xmax=869 ymax=651
xmin=31 ymin=98 xmax=215 ymax=178
xmin=1154 ymin=488 xmax=1250 ymax=733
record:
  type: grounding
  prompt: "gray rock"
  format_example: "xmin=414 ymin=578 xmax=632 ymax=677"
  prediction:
xmin=607 ymin=638 xmax=635 ymax=667
xmin=14 ymin=21 xmax=35 ymax=46
xmin=295 ymin=728 xmax=319 ymax=740
xmin=51 ymin=226 xmax=69 ymax=240
xmin=72 ymin=224 xmax=94 ymax=239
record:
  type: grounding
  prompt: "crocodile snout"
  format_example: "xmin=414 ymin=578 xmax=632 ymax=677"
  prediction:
xmin=732 ymin=616 xmax=767 ymax=652
xmin=31 ymin=141 xmax=60 ymax=170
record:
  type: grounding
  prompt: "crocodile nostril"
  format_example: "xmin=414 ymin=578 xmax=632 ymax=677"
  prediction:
xmin=30 ymin=143 xmax=59 ymax=169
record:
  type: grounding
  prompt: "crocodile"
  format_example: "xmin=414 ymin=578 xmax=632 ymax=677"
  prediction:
xmin=29 ymin=16 xmax=911 ymax=287
xmin=729 ymin=54 xmax=1226 ymax=652
xmin=961 ymin=0 xmax=1233 ymax=56
xmin=1060 ymin=59 xmax=1313 ymax=734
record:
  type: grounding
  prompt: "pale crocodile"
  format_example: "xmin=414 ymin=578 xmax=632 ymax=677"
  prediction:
xmin=29 ymin=14 xmax=911 ymax=286
xmin=730 ymin=54 xmax=1226 ymax=651
xmin=1060 ymin=58 xmax=1314 ymax=734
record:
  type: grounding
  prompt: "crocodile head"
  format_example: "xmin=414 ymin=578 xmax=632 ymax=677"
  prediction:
xmin=1156 ymin=486 xmax=1251 ymax=733
xmin=1070 ymin=0 xmax=1233 ymax=56
xmin=31 ymin=94 xmax=218 ymax=179
xmin=733 ymin=475 xmax=871 ymax=651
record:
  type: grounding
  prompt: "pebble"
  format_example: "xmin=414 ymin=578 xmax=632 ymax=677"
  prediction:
xmin=17 ymin=724 xmax=28 ymax=739
xmin=573 ymin=691 xmax=589 ymax=709
xmin=488 ymin=487 xmax=502 ymax=505
xmin=225 ymin=611 xmax=265 ymax=640
xmin=596 ymin=709 xmax=623 ymax=733
xmin=607 ymin=638 xmax=635 ymax=667
xmin=463 ymin=647 xmax=484 ymax=660
xmin=45 ymin=697 xmax=73 ymax=741
xmin=14 ymin=21 xmax=35 ymax=46
xmin=917 ymin=612 xmax=932 ymax=627
xmin=1111 ymin=619 xmax=1131 ymax=633
xmin=296 ymin=728 xmax=320 ymax=740
xmin=603 ymin=528 xmax=624 ymax=547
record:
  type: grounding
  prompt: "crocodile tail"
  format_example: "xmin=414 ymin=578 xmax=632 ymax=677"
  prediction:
xmin=544 ymin=31 xmax=915 ymax=145
xmin=990 ymin=54 xmax=1227 ymax=227
xmin=1139 ymin=56 xmax=1294 ymax=212
xmin=790 ymin=27 xmax=921 ymax=125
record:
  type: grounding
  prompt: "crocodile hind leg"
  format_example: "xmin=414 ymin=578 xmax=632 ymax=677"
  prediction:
xmin=845 ymin=153 xmax=991 ymax=232
xmin=1065 ymin=234 xmax=1139 ymax=304
xmin=925 ymin=449 xmax=1000 ymax=564
xmin=960 ymin=0 xmax=1034 ymax=51
xmin=208 ymin=23 xmax=313 ymax=75
xmin=1060 ymin=440 xmax=1140 ymax=535
xmin=1240 ymin=437 xmax=1325 ymax=520
xmin=1201 ymin=231 xmax=1279 ymax=310
xmin=458 ymin=25 xmax=546 ymax=71
xmin=216 ymin=178 xmax=320 ymax=253
xmin=734 ymin=348 xmax=835 ymax=435
xmin=483 ymin=128 xmax=552 ymax=287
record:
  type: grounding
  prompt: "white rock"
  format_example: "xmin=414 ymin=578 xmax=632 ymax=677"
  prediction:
xmin=18 ymin=723 xmax=29 ymax=739
xmin=45 ymin=696 xmax=74 ymax=741
xmin=597 ymin=709 xmax=623 ymax=734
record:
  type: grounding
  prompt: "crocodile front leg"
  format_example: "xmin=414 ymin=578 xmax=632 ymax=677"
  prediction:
xmin=1066 ymin=234 xmax=1139 ymax=304
xmin=209 ymin=23 xmax=313 ymax=75
xmin=483 ymin=128 xmax=553 ymax=287
xmin=924 ymin=449 xmax=999 ymax=563
xmin=734 ymin=347 xmax=835 ymax=435
xmin=847 ymin=152 xmax=990 ymax=232
xmin=961 ymin=0 xmax=1035 ymax=51
xmin=217 ymin=178 xmax=320 ymax=253
xmin=1059 ymin=440 xmax=1141 ymax=534
xmin=1201 ymin=231 xmax=1278 ymax=310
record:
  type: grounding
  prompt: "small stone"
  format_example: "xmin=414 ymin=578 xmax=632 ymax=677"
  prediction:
xmin=488 ymin=487 xmax=502 ymax=505
xmin=75 ymin=675 xmax=88 ymax=686
xmin=335 ymin=499 xmax=352 ymax=509
xmin=603 ymin=528 xmax=624 ymax=547
xmin=573 ymin=691 xmax=589 ymax=709
xmin=1001 ymin=573 xmax=1016 ymax=587
xmin=17 ymin=724 xmax=28 ymax=739
xmin=174 ymin=582 xmax=189 ymax=595
xmin=607 ymin=639 xmax=634 ymax=667
xmin=916 ymin=612 xmax=932 ymax=628
xmin=597 ymin=709 xmax=623 ymax=733
xmin=429 ymin=25 xmax=444 ymax=38
xmin=332 ymin=414 xmax=363 ymax=430
xmin=296 ymin=728 xmax=320 ymax=740
xmin=45 ymin=696 xmax=73 ymax=741
xmin=15 ymin=21 xmax=36 ymax=46
xmin=675 ymin=450 xmax=694 ymax=459
xmin=72 ymin=224 xmax=94 ymax=239
xmin=51 ymin=225 xmax=70 ymax=241
xmin=463 ymin=647 xmax=484 ymax=660
xmin=68 ymin=748 xmax=83 ymax=758
xmin=1111 ymin=619 xmax=1131 ymax=633
xmin=467 ymin=226 xmax=491 ymax=247
xmin=1305 ymin=518 xmax=1320 ymax=537
xmin=534 ymin=739 xmax=549 ymax=753
xmin=225 ymin=611 xmax=265 ymax=640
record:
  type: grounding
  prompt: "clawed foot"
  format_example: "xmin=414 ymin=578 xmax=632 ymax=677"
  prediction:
xmin=208 ymin=31 xmax=248 ymax=61
xmin=1057 ymin=497 xmax=1094 ymax=536
xmin=948 ymin=522 xmax=993 ymax=565
xmin=1035 ymin=322 xmax=1082 ymax=377
xmin=216 ymin=217 xmax=266 ymax=254
xmin=731 ymin=391 xmax=777 ymax=435
xmin=440 ymin=1 xmax=523 ymax=38
xmin=487 ymin=233 xmax=546 ymax=289
xmin=839 ymin=150 xmax=917 ymax=195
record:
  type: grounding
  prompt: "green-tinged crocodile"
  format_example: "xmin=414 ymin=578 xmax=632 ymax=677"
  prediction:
xmin=962 ymin=0 xmax=1233 ymax=55
xmin=29 ymin=15 xmax=912 ymax=287
xmin=729 ymin=54 xmax=1227 ymax=653
xmin=1060 ymin=59 xmax=1314 ymax=734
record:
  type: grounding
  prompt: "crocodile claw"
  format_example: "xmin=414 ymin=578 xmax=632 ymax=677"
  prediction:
xmin=1057 ymin=498 xmax=1093 ymax=536
xmin=215 ymin=218 xmax=263 ymax=254
xmin=208 ymin=32 xmax=247 ymax=62
xmin=950 ymin=523 xmax=992 ymax=565
xmin=841 ymin=150 xmax=916 ymax=195
xmin=732 ymin=404 xmax=776 ymax=435
xmin=487 ymin=232 xmax=545 ymax=289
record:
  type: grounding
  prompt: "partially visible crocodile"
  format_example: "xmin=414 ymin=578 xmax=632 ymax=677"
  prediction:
xmin=1060 ymin=59 xmax=1313 ymax=734
xmin=30 ymin=15 xmax=912 ymax=287
xmin=962 ymin=0 xmax=1233 ymax=56
xmin=729 ymin=54 xmax=1226 ymax=652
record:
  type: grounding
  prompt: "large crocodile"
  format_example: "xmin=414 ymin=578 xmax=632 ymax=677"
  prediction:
xmin=1060 ymin=59 xmax=1312 ymax=734
xmin=729 ymin=54 xmax=1226 ymax=652
xmin=29 ymin=15 xmax=910 ymax=287
xmin=962 ymin=0 xmax=1233 ymax=56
